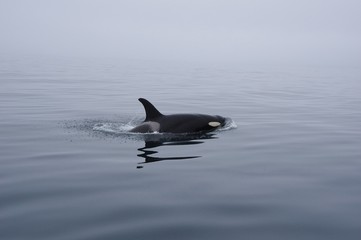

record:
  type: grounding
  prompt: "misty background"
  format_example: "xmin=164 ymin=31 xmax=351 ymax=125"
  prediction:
xmin=1 ymin=0 xmax=360 ymax=66
xmin=1 ymin=1 xmax=361 ymax=240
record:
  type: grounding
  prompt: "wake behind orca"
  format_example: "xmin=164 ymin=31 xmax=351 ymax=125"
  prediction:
xmin=130 ymin=98 xmax=226 ymax=134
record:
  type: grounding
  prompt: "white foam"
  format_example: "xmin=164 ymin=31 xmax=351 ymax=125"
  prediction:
xmin=219 ymin=118 xmax=238 ymax=131
xmin=93 ymin=122 xmax=136 ymax=134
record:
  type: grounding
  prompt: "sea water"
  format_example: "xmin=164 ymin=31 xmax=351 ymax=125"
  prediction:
xmin=1 ymin=56 xmax=361 ymax=240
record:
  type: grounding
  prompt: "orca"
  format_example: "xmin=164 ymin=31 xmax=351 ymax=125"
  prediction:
xmin=130 ymin=98 xmax=226 ymax=134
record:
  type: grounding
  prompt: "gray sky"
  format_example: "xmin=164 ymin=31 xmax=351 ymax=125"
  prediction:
xmin=1 ymin=0 xmax=360 ymax=65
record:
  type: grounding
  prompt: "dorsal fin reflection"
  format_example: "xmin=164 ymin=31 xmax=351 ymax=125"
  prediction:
xmin=136 ymin=134 xmax=216 ymax=168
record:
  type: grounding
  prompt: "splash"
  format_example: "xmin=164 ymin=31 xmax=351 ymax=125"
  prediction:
xmin=93 ymin=122 xmax=134 ymax=133
xmin=221 ymin=118 xmax=238 ymax=131
xmin=64 ymin=116 xmax=236 ymax=142
xmin=92 ymin=117 xmax=237 ymax=135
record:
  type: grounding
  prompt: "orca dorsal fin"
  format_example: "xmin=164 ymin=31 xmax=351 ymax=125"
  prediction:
xmin=138 ymin=98 xmax=163 ymax=121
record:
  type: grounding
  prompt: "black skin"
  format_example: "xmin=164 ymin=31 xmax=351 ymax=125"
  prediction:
xmin=155 ymin=114 xmax=225 ymax=133
xmin=130 ymin=98 xmax=226 ymax=134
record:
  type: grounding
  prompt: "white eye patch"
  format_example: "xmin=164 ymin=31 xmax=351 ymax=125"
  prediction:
xmin=208 ymin=121 xmax=221 ymax=127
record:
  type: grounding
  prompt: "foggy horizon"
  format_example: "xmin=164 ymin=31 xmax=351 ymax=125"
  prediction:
xmin=1 ymin=0 xmax=360 ymax=66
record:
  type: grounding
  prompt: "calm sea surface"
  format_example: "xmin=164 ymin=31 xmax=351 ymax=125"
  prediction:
xmin=1 ymin=56 xmax=361 ymax=240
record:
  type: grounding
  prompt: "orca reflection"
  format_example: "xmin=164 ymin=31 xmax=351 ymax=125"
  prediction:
xmin=136 ymin=134 xmax=216 ymax=167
